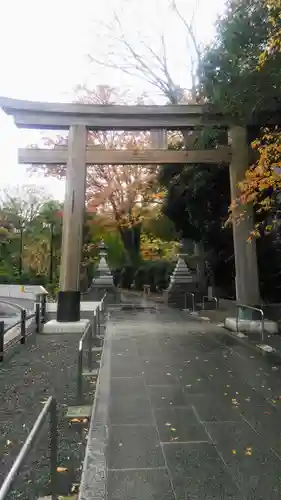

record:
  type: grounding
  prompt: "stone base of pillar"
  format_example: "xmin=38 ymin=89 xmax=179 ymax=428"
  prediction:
xmin=43 ymin=318 xmax=90 ymax=334
xmin=224 ymin=317 xmax=278 ymax=335
xmin=57 ymin=290 xmax=81 ymax=322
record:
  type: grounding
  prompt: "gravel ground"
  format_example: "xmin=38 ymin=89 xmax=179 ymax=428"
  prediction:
xmin=0 ymin=331 xmax=97 ymax=500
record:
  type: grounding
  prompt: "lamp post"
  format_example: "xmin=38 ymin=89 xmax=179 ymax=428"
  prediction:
xmin=14 ymin=222 xmax=25 ymax=276
xmin=43 ymin=222 xmax=55 ymax=283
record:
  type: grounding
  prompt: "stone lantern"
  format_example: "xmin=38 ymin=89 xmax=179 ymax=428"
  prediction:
xmin=88 ymin=240 xmax=119 ymax=303
xmin=163 ymin=239 xmax=199 ymax=309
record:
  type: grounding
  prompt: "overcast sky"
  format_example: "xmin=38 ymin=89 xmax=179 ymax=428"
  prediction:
xmin=0 ymin=0 xmax=225 ymax=201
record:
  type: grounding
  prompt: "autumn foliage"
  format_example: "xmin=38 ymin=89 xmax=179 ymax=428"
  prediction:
xmin=234 ymin=0 xmax=281 ymax=233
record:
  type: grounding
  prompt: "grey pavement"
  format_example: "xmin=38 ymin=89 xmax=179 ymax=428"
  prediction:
xmin=89 ymin=305 xmax=281 ymax=500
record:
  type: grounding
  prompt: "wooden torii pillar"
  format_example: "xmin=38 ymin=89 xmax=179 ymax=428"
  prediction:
xmin=228 ymin=126 xmax=260 ymax=305
xmin=57 ymin=124 xmax=87 ymax=321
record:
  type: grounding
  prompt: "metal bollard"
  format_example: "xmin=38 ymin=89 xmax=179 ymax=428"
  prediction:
xmin=96 ymin=308 xmax=100 ymax=337
xmin=41 ymin=296 xmax=46 ymax=323
xmin=0 ymin=321 xmax=4 ymax=362
xmin=20 ymin=309 xmax=26 ymax=344
xmin=77 ymin=342 xmax=83 ymax=405
xmin=88 ymin=315 xmax=93 ymax=372
xmin=50 ymin=398 xmax=58 ymax=500
xmin=35 ymin=303 xmax=40 ymax=333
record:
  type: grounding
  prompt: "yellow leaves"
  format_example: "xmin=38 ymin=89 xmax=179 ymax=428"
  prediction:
xmin=228 ymin=127 xmax=281 ymax=237
xmin=70 ymin=418 xmax=88 ymax=424
xmin=57 ymin=467 xmax=68 ymax=473
xmin=231 ymin=447 xmax=253 ymax=456
xmin=140 ymin=233 xmax=179 ymax=261
xmin=257 ymin=0 xmax=281 ymax=67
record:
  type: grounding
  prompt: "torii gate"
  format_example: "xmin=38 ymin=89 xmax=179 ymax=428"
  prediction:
xmin=0 ymin=97 xmax=260 ymax=322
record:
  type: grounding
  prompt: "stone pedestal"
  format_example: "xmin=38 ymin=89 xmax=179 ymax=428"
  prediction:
xmin=164 ymin=255 xmax=199 ymax=309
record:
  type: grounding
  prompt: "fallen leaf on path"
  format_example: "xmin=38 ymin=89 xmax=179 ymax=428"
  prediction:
xmin=171 ymin=428 xmax=176 ymax=432
xmin=264 ymin=412 xmax=271 ymax=415
xmin=232 ymin=449 xmax=237 ymax=455
xmin=71 ymin=483 xmax=80 ymax=493
xmin=245 ymin=447 xmax=252 ymax=456
xmin=57 ymin=467 xmax=68 ymax=473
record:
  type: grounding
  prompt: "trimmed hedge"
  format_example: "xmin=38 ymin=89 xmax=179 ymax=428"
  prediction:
xmin=112 ymin=261 xmax=174 ymax=292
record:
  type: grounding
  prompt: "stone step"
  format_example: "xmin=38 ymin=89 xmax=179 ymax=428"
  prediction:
xmin=82 ymin=369 xmax=99 ymax=377
xmin=65 ymin=405 xmax=92 ymax=419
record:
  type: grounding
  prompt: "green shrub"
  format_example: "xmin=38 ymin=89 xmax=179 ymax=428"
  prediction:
xmin=120 ymin=265 xmax=135 ymax=289
xmin=134 ymin=261 xmax=174 ymax=292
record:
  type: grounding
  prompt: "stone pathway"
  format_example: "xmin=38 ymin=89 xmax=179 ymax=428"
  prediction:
xmin=92 ymin=306 xmax=281 ymax=500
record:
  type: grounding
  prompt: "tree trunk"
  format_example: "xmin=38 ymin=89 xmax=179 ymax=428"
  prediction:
xmin=118 ymin=223 xmax=142 ymax=265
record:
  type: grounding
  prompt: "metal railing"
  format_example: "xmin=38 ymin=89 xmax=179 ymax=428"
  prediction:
xmin=184 ymin=292 xmax=195 ymax=312
xmin=236 ymin=303 xmax=265 ymax=342
xmin=0 ymin=396 xmax=58 ymax=500
xmin=77 ymin=294 xmax=107 ymax=404
xmin=202 ymin=295 xmax=219 ymax=310
xmin=0 ymin=300 xmax=43 ymax=362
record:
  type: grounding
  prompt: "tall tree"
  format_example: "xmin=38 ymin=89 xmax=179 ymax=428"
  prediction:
xmin=201 ymin=0 xmax=281 ymax=120
xmin=225 ymin=0 xmax=281 ymax=234
xmin=0 ymin=184 xmax=50 ymax=228
xmin=88 ymin=1 xmax=202 ymax=102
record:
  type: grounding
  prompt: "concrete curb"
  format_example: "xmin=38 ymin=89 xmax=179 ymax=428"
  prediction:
xmin=192 ymin=312 xmax=281 ymax=362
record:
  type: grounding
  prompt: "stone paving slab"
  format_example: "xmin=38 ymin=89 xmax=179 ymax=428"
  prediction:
xmin=81 ymin=304 xmax=281 ymax=499
xmin=163 ymin=443 xmax=242 ymax=500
